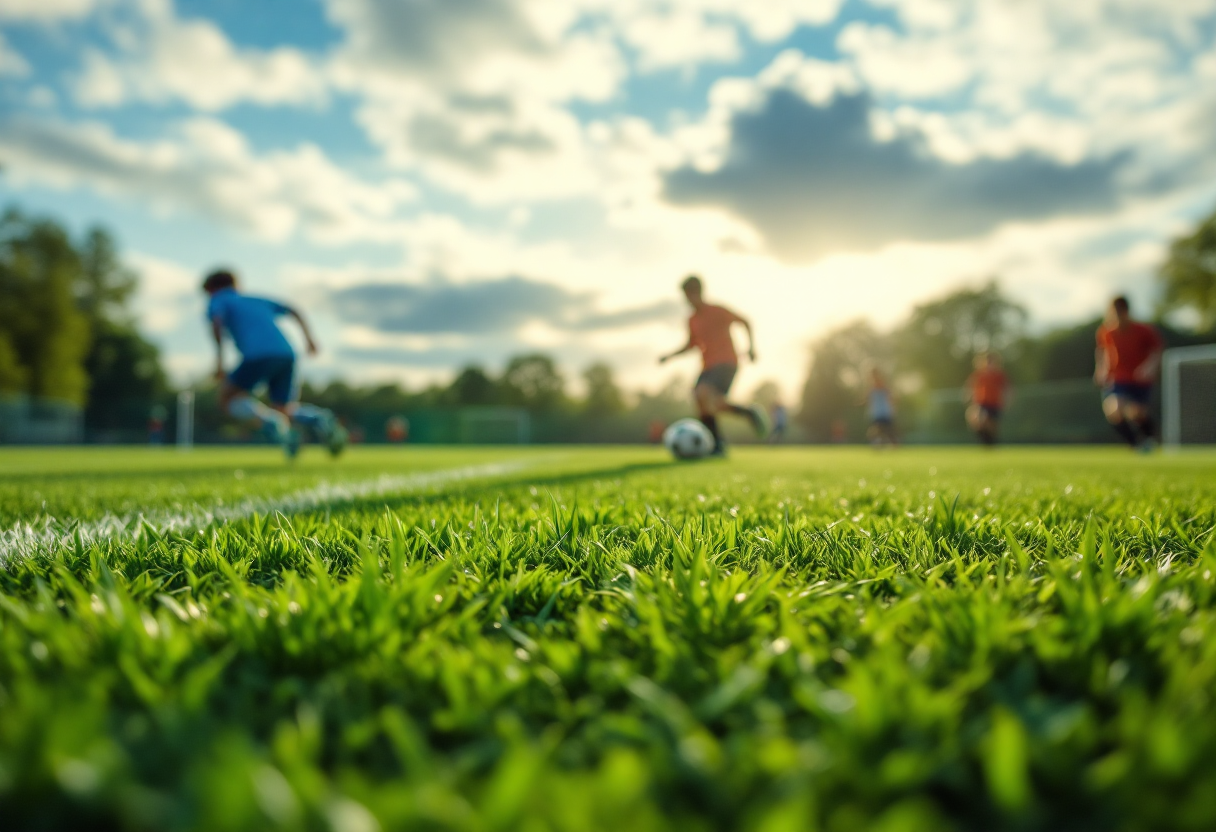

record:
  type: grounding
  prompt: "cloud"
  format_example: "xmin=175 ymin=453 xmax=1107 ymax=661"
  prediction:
xmin=72 ymin=1 xmax=326 ymax=110
xmin=663 ymin=88 xmax=1125 ymax=261
xmin=0 ymin=33 xmax=29 ymax=77
xmin=0 ymin=0 xmax=96 ymax=21
xmin=0 ymin=115 xmax=416 ymax=243
xmin=328 ymin=275 xmax=681 ymax=335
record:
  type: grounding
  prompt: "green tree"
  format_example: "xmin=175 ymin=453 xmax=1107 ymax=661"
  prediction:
xmin=500 ymin=354 xmax=566 ymax=411
xmin=895 ymin=281 xmax=1027 ymax=389
xmin=797 ymin=320 xmax=887 ymax=441
xmin=446 ymin=366 xmax=498 ymax=407
xmin=582 ymin=362 xmax=624 ymax=414
xmin=0 ymin=209 xmax=91 ymax=404
xmin=1159 ymin=207 xmax=1216 ymax=331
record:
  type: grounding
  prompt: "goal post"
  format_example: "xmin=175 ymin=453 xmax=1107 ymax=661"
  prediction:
xmin=1162 ymin=344 xmax=1216 ymax=447
xmin=176 ymin=390 xmax=195 ymax=450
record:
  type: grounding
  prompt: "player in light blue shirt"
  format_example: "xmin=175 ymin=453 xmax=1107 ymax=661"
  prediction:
xmin=203 ymin=269 xmax=346 ymax=458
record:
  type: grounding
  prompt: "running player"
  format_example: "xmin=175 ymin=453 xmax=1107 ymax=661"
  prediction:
xmin=659 ymin=275 xmax=767 ymax=455
xmin=1095 ymin=295 xmax=1163 ymax=450
xmin=865 ymin=366 xmax=898 ymax=446
xmin=203 ymin=269 xmax=347 ymax=459
xmin=966 ymin=351 xmax=1009 ymax=446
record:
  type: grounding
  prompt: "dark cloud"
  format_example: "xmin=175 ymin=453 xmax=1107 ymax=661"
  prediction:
xmin=329 ymin=275 xmax=681 ymax=335
xmin=328 ymin=0 xmax=546 ymax=76
xmin=663 ymin=90 xmax=1126 ymax=262
xmin=407 ymin=114 xmax=555 ymax=172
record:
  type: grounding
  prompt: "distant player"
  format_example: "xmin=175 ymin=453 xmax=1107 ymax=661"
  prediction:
xmin=1095 ymin=295 xmax=1163 ymax=450
xmin=203 ymin=269 xmax=347 ymax=459
xmin=768 ymin=401 xmax=788 ymax=443
xmin=966 ymin=351 xmax=1009 ymax=446
xmin=660 ymin=275 xmax=768 ymax=455
xmin=865 ymin=367 xmax=897 ymax=446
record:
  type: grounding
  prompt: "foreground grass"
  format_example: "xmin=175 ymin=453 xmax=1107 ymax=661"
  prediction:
xmin=1 ymin=446 xmax=1215 ymax=831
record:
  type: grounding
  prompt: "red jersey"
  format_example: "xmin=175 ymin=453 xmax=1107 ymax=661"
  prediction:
xmin=688 ymin=303 xmax=741 ymax=369
xmin=968 ymin=367 xmax=1008 ymax=408
xmin=1096 ymin=321 xmax=1162 ymax=384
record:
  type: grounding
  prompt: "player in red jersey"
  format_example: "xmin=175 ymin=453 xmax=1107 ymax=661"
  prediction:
xmin=966 ymin=351 xmax=1010 ymax=446
xmin=1095 ymin=296 xmax=1163 ymax=450
xmin=660 ymin=275 xmax=768 ymax=455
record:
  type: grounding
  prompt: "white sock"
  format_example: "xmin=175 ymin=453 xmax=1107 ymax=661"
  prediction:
xmin=228 ymin=396 xmax=287 ymax=431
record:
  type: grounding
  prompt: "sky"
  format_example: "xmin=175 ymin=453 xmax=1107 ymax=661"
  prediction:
xmin=1 ymin=0 xmax=1214 ymax=402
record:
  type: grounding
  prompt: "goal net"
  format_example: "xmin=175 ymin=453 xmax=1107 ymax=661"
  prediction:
xmin=457 ymin=407 xmax=531 ymax=444
xmin=1163 ymin=345 xmax=1216 ymax=446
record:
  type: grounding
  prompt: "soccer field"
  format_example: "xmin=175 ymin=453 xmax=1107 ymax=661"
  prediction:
xmin=2 ymin=446 xmax=1215 ymax=831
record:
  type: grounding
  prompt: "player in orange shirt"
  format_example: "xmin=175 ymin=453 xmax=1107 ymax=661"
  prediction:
xmin=660 ymin=275 xmax=768 ymax=455
xmin=1095 ymin=295 xmax=1164 ymax=450
xmin=966 ymin=351 xmax=1010 ymax=446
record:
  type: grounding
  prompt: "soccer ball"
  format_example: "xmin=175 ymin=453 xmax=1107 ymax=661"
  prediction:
xmin=663 ymin=418 xmax=715 ymax=460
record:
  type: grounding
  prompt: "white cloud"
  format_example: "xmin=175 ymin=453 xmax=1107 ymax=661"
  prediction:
xmin=126 ymin=250 xmax=198 ymax=335
xmin=0 ymin=32 xmax=29 ymax=76
xmin=72 ymin=0 xmax=326 ymax=110
xmin=0 ymin=115 xmax=416 ymax=244
xmin=0 ymin=0 xmax=97 ymax=21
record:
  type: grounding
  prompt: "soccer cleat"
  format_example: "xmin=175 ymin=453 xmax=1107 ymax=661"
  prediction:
xmin=283 ymin=427 xmax=302 ymax=460
xmin=748 ymin=404 xmax=771 ymax=439
xmin=327 ymin=421 xmax=349 ymax=458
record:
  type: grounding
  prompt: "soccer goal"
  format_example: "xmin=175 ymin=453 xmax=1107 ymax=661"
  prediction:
xmin=1162 ymin=344 xmax=1216 ymax=447
xmin=457 ymin=407 xmax=531 ymax=444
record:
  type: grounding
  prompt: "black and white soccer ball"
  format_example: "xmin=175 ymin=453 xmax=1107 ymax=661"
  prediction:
xmin=663 ymin=418 xmax=715 ymax=460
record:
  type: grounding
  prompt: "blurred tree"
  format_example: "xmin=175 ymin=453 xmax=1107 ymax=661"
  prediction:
xmin=894 ymin=281 xmax=1027 ymax=389
xmin=83 ymin=320 xmax=171 ymax=434
xmin=582 ymin=362 xmax=624 ymax=414
xmin=1159 ymin=206 xmax=1216 ymax=331
xmin=446 ymin=366 xmax=498 ymax=406
xmin=797 ymin=320 xmax=888 ymax=441
xmin=749 ymin=379 xmax=782 ymax=409
xmin=500 ymin=354 xmax=566 ymax=411
xmin=0 ymin=209 xmax=91 ymax=404
xmin=0 ymin=332 xmax=26 ymax=394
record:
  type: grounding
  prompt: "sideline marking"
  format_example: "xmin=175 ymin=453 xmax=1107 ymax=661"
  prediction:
xmin=0 ymin=460 xmax=533 ymax=566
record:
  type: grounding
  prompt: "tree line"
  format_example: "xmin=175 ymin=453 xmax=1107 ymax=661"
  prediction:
xmin=2 ymin=201 xmax=1215 ymax=443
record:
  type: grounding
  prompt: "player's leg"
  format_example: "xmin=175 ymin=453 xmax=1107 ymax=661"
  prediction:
xmin=263 ymin=358 xmax=305 ymax=458
xmin=694 ymin=381 xmax=727 ymax=454
xmin=1103 ymin=391 xmax=1139 ymax=447
xmin=223 ymin=360 xmax=290 ymax=442
xmin=1122 ymin=393 xmax=1157 ymax=450
xmin=710 ymin=365 xmax=768 ymax=438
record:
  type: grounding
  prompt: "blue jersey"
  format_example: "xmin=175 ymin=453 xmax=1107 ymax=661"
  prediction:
xmin=206 ymin=289 xmax=294 ymax=360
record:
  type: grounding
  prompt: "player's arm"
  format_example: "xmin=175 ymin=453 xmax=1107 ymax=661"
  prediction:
xmin=733 ymin=312 xmax=757 ymax=361
xmin=211 ymin=318 xmax=225 ymax=380
xmin=1093 ymin=347 xmax=1108 ymax=385
xmin=283 ymin=305 xmax=319 ymax=356
xmin=659 ymin=337 xmax=693 ymax=364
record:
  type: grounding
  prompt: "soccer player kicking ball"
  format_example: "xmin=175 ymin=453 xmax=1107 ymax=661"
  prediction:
xmin=660 ymin=275 xmax=768 ymax=455
xmin=203 ymin=269 xmax=347 ymax=459
xmin=1095 ymin=295 xmax=1163 ymax=451
xmin=966 ymin=351 xmax=1009 ymax=446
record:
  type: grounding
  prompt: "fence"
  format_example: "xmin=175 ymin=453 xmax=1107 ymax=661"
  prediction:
xmin=0 ymin=395 xmax=83 ymax=444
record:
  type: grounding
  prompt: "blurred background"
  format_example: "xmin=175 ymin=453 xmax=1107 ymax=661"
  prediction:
xmin=1 ymin=0 xmax=1214 ymax=445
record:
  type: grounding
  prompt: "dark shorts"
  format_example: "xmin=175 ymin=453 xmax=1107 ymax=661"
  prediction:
xmin=871 ymin=417 xmax=894 ymax=429
xmin=1104 ymin=382 xmax=1152 ymax=406
xmin=976 ymin=404 xmax=1002 ymax=419
xmin=696 ymin=363 xmax=737 ymax=396
xmin=229 ymin=356 xmax=296 ymax=405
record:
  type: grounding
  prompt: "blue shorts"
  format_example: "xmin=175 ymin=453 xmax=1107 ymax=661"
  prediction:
xmin=1103 ymin=382 xmax=1152 ymax=406
xmin=696 ymin=363 xmax=737 ymax=396
xmin=229 ymin=356 xmax=296 ymax=405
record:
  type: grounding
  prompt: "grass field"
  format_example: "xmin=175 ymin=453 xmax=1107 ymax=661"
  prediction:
xmin=2 ymin=445 xmax=1215 ymax=832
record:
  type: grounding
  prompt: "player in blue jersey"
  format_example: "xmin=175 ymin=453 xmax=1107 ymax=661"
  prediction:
xmin=203 ymin=269 xmax=347 ymax=458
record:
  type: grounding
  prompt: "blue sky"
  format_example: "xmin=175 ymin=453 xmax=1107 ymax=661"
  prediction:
xmin=2 ymin=0 xmax=1215 ymax=399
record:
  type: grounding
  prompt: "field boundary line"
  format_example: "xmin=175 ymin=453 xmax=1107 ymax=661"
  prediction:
xmin=0 ymin=460 xmax=534 ymax=566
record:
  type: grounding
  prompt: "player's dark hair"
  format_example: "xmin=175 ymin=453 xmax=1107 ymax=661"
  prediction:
xmin=681 ymin=274 xmax=702 ymax=292
xmin=1111 ymin=295 xmax=1130 ymax=313
xmin=203 ymin=269 xmax=237 ymax=293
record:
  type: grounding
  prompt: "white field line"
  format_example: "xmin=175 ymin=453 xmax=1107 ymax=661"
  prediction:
xmin=0 ymin=460 xmax=533 ymax=566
